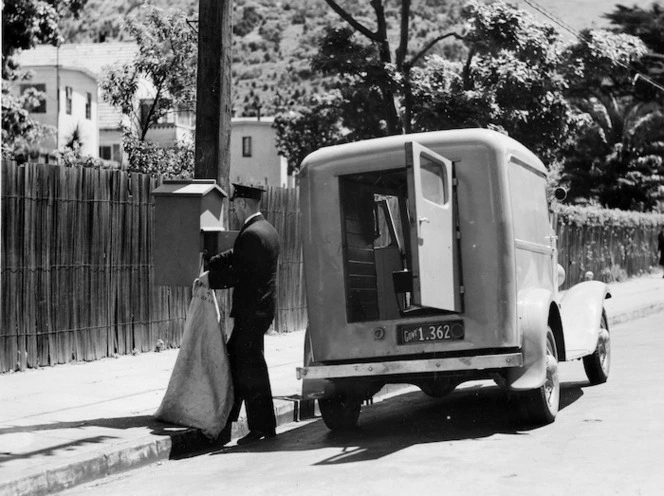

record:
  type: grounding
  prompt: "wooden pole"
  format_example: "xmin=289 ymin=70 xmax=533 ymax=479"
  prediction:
xmin=194 ymin=0 xmax=232 ymax=194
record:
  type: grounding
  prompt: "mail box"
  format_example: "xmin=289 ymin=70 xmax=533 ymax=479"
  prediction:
xmin=152 ymin=179 xmax=228 ymax=286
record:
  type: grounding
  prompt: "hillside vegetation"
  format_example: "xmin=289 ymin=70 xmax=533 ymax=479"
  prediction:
xmin=57 ymin=0 xmax=658 ymax=118
xmin=60 ymin=0 xmax=467 ymax=116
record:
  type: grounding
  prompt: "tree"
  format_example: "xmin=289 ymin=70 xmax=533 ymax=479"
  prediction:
xmin=604 ymin=3 xmax=664 ymax=103
xmin=2 ymin=0 xmax=87 ymax=159
xmin=2 ymin=0 xmax=87 ymax=73
xmin=410 ymin=1 xmax=581 ymax=163
xmin=272 ymin=93 xmax=346 ymax=174
xmin=561 ymin=99 xmax=664 ymax=210
xmin=605 ymin=2 xmax=664 ymax=54
xmin=100 ymin=5 xmax=197 ymax=176
xmin=275 ymin=0 xmax=659 ymax=209
xmin=274 ymin=0 xmax=464 ymax=164
xmin=311 ymin=26 xmax=396 ymax=141
xmin=316 ymin=0 xmax=466 ymax=135
xmin=560 ymin=29 xmax=664 ymax=210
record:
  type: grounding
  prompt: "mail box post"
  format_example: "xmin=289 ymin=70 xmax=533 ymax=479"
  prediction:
xmin=152 ymin=179 xmax=227 ymax=286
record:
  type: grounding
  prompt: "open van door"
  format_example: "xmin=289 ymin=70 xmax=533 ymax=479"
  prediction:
xmin=405 ymin=141 xmax=462 ymax=312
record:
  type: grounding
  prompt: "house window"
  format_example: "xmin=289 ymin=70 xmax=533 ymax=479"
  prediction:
xmin=65 ymin=86 xmax=72 ymax=115
xmin=20 ymin=84 xmax=46 ymax=113
xmin=99 ymin=146 xmax=112 ymax=160
xmin=85 ymin=92 xmax=92 ymax=119
xmin=242 ymin=136 xmax=252 ymax=157
xmin=112 ymin=144 xmax=122 ymax=162
xmin=176 ymin=109 xmax=195 ymax=127
xmin=99 ymin=145 xmax=122 ymax=162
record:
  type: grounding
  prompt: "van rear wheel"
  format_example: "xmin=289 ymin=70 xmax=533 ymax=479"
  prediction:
xmin=420 ymin=382 xmax=457 ymax=398
xmin=520 ymin=327 xmax=560 ymax=425
xmin=319 ymin=394 xmax=362 ymax=431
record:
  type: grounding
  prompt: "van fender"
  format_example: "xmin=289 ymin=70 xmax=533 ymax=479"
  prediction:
xmin=559 ymin=281 xmax=611 ymax=360
xmin=507 ymin=288 xmax=555 ymax=391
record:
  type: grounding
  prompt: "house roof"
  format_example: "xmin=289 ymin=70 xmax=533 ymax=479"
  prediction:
xmin=17 ymin=42 xmax=138 ymax=131
xmin=16 ymin=42 xmax=137 ymax=74
xmin=20 ymin=64 xmax=98 ymax=82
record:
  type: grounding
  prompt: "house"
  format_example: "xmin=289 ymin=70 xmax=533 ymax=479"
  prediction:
xmin=231 ymin=117 xmax=290 ymax=187
xmin=16 ymin=43 xmax=138 ymax=164
xmin=10 ymin=64 xmax=99 ymax=163
xmin=15 ymin=42 xmax=290 ymax=187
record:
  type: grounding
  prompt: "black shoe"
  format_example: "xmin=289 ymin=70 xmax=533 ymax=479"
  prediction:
xmin=236 ymin=430 xmax=276 ymax=445
xmin=215 ymin=422 xmax=232 ymax=446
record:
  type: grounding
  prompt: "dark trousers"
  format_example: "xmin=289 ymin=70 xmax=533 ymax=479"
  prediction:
xmin=226 ymin=315 xmax=276 ymax=433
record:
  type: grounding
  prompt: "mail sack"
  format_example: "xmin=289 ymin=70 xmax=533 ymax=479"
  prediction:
xmin=155 ymin=282 xmax=233 ymax=439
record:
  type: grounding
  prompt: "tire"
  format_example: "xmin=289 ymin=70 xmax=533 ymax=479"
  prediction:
xmin=419 ymin=382 xmax=457 ymax=398
xmin=319 ymin=394 xmax=362 ymax=431
xmin=521 ymin=327 xmax=560 ymax=425
xmin=583 ymin=310 xmax=610 ymax=385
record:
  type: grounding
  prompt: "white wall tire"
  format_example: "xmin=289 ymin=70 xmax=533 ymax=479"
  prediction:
xmin=520 ymin=327 xmax=560 ymax=425
xmin=583 ymin=310 xmax=610 ymax=385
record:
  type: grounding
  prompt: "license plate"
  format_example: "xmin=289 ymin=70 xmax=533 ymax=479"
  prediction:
xmin=397 ymin=320 xmax=465 ymax=345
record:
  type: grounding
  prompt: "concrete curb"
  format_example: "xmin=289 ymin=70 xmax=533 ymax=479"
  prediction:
xmin=607 ymin=303 xmax=664 ymax=327
xmin=3 ymin=304 xmax=662 ymax=496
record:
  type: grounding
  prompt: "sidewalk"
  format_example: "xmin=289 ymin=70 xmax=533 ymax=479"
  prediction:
xmin=1 ymin=273 xmax=663 ymax=496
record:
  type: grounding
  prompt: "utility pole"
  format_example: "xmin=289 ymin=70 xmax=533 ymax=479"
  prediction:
xmin=194 ymin=0 xmax=232 ymax=195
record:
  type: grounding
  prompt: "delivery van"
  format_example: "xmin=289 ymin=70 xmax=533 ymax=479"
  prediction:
xmin=296 ymin=129 xmax=611 ymax=430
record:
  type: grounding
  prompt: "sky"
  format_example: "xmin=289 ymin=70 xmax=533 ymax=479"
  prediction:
xmin=511 ymin=0 xmax=660 ymax=36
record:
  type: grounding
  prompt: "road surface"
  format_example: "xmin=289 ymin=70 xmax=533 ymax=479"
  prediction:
xmin=58 ymin=311 xmax=664 ymax=496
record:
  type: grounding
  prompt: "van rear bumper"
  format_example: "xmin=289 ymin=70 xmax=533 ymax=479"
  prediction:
xmin=296 ymin=352 xmax=523 ymax=380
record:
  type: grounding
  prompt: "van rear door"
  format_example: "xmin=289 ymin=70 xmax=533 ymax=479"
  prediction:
xmin=405 ymin=141 xmax=462 ymax=312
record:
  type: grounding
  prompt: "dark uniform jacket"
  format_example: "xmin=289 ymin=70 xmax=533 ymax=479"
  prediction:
xmin=208 ymin=214 xmax=280 ymax=320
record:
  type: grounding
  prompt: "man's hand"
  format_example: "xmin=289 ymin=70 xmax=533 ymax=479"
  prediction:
xmin=194 ymin=271 xmax=210 ymax=289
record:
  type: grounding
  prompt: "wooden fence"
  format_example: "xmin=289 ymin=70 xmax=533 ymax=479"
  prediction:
xmin=1 ymin=161 xmax=662 ymax=372
xmin=557 ymin=222 xmax=661 ymax=289
xmin=1 ymin=162 xmax=305 ymax=372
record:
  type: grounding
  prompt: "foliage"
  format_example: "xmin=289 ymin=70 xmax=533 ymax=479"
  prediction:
xmin=122 ymin=131 xmax=193 ymax=178
xmin=272 ymin=93 xmax=346 ymax=174
xmin=563 ymin=29 xmax=648 ymax=98
xmin=1 ymin=81 xmax=53 ymax=160
xmin=604 ymin=2 xmax=664 ymax=103
xmin=310 ymin=26 xmax=393 ymax=141
xmin=560 ymin=98 xmax=664 ymax=211
xmin=604 ymin=2 xmax=664 ymax=54
xmin=234 ymin=4 xmax=263 ymax=37
xmin=56 ymin=141 xmax=105 ymax=168
xmin=560 ymin=27 xmax=663 ymax=211
xmin=100 ymin=5 xmax=197 ymax=141
xmin=100 ymin=5 xmax=196 ymax=176
xmin=58 ymin=0 xmax=198 ymax=43
xmin=554 ymin=203 xmax=664 ymax=228
xmin=2 ymin=0 xmax=86 ymax=161
xmin=411 ymin=3 xmax=647 ymax=165
xmin=2 ymin=0 xmax=87 ymax=73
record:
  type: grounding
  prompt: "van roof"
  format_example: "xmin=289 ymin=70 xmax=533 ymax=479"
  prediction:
xmin=301 ymin=128 xmax=547 ymax=176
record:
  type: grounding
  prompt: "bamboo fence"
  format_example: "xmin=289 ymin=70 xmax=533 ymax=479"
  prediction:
xmin=556 ymin=222 xmax=661 ymax=289
xmin=1 ymin=161 xmax=306 ymax=372
xmin=1 ymin=160 xmax=662 ymax=372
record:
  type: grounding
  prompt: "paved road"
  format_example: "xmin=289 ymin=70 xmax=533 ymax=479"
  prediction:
xmin=58 ymin=311 xmax=664 ymax=496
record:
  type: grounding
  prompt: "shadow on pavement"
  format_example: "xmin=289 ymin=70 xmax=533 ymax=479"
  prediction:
xmin=0 ymin=415 xmax=206 ymax=465
xmin=210 ymin=380 xmax=589 ymax=465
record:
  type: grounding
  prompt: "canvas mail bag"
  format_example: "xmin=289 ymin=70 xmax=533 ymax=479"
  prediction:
xmin=155 ymin=281 xmax=233 ymax=439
